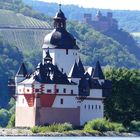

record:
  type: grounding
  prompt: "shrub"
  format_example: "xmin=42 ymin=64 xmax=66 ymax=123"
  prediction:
xmin=7 ymin=114 xmax=15 ymax=128
xmin=84 ymin=118 xmax=126 ymax=132
xmin=130 ymin=120 xmax=140 ymax=132
xmin=110 ymin=122 xmax=127 ymax=132
xmin=31 ymin=126 xmax=47 ymax=133
xmin=31 ymin=123 xmax=73 ymax=133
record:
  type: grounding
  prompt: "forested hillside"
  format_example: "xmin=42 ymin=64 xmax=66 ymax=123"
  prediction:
xmin=23 ymin=0 xmax=140 ymax=32
xmin=0 ymin=0 xmax=140 ymax=127
xmin=0 ymin=36 xmax=23 ymax=107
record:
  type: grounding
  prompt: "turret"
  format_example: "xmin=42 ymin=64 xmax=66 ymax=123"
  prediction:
xmin=69 ymin=61 xmax=84 ymax=84
xmin=95 ymin=10 xmax=102 ymax=21
xmin=92 ymin=61 xmax=105 ymax=84
xmin=15 ymin=63 xmax=27 ymax=85
xmin=42 ymin=4 xmax=79 ymax=75
xmin=53 ymin=4 xmax=67 ymax=29
xmin=44 ymin=50 xmax=52 ymax=64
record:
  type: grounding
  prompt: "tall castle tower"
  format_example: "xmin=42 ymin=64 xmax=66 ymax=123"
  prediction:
xmin=43 ymin=5 xmax=79 ymax=75
xmin=15 ymin=6 xmax=111 ymax=127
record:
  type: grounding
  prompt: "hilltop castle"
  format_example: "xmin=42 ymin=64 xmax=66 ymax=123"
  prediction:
xmin=14 ymin=7 xmax=111 ymax=127
xmin=84 ymin=10 xmax=118 ymax=32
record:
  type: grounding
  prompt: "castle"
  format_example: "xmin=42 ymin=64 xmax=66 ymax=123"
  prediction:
xmin=14 ymin=7 xmax=111 ymax=127
xmin=84 ymin=10 xmax=118 ymax=32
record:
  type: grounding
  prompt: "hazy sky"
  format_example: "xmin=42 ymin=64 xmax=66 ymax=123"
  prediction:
xmin=37 ymin=0 xmax=140 ymax=10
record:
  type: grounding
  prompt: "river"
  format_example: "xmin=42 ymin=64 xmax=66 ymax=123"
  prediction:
xmin=0 ymin=137 xmax=139 ymax=140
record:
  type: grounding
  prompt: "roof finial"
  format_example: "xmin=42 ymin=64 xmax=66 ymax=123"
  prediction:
xmin=59 ymin=3 xmax=61 ymax=10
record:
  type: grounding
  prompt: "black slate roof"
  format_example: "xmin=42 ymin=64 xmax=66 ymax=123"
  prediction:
xmin=45 ymin=28 xmax=79 ymax=50
xmin=34 ymin=62 xmax=73 ymax=85
xmin=77 ymin=58 xmax=85 ymax=75
xmin=44 ymin=6 xmax=79 ymax=50
xmin=16 ymin=63 xmax=27 ymax=77
xmin=54 ymin=8 xmax=67 ymax=20
xmin=69 ymin=61 xmax=84 ymax=78
xmin=89 ymin=78 xmax=102 ymax=89
xmin=92 ymin=61 xmax=105 ymax=79
xmin=44 ymin=50 xmax=52 ymax=62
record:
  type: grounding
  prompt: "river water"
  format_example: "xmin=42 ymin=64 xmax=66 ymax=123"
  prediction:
xmin=0 ymin=137 xmax=139 ymax=140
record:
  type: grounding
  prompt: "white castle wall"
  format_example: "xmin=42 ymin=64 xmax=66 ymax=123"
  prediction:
xmin=53 ymin=96 xmax=78 ymax=108
xmin=16 ymin=95 xmax=29 ymax=107
xmin=42 ymin=48 xmax=78 ymax=75
xmin=80 ymin=100 xmax=104 ymax=125
xmin=90 ymin=89 xmax=102 ymax=98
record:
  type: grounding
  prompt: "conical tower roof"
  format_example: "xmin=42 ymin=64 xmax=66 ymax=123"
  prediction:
xmin=16 ymin=63 xmax=27 ymax=77
xmin=77 ymin=58 xmax=85 ymax=75
xmin=92 ymin=61 xmax=104 ymax=79
xmin=54 ymin=4 xmax=67 ymax=20
xmin=69 ymin=61 xmax=79 ymax=78
xmin=44 ymin=50 xmax=52 ymax=62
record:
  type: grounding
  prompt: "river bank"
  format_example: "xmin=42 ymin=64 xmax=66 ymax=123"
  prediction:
xmin=0 ymin=128 xmax=140 ymax=137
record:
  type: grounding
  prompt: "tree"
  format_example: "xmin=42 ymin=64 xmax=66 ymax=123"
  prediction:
xmin=104 ymin=68 xmax=140 ymax=126
xmin=0 ymin=109 xmax=10 ymax=127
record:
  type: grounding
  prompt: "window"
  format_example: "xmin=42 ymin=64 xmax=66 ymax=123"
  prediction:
xmin=88 ymin=105 xmax=90 ymax=110
xmin=60 ymin=98 xmax=63 ymax=104
xmin=19 ymin=89 xmax=21 ymax=92
xmin=92 ymin=105 xmax=94 ymax=110
xmin=85 ymin=105 xmax=86 ymax=109
xmin=63 ymin=88 xmax=66 ymax=93
xmin=66 ymin=49 xmax=68 ymax=55
xmin=71 ymin=90 xmax=74 ymax=94
xmin=99 ymin=105 xmax=101 ymax=110
xmin=35 ymin=89 xmax=39 ymax=92
xmin=96 ymin=105 xmax=98 ymax=109
xmin=56 ymin=89 xmax=59 ymax=93
xmin=47 ymin=89 xmax=51 ymax=93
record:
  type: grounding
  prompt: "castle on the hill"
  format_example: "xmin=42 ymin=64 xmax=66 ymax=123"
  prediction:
xmin=84 ymin=10 xmax=118 ymax=32
xmin=14 ymin=7 xmax=111 ymax=127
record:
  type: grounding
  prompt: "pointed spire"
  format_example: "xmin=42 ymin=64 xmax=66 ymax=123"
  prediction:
xmin=77 ymin=57 xmax=85 ymax=75
xmin=69 ymin=60 xmax=84 ymax=78
xmin=44 ymin=50 xmax=52 ymax=63
xmin=53 ymin=4 xmax=67 ymax=29
xmin=69 ymin=61 xmax=79 ymax=78
xmin=54 ymin=4 xmax=66 ymax=20
xmin=59 ymin=3 xmax=61 ymax=10
xmin=16 ymin=63 xmax=27 ymax=77
xmin=92 ymin=61 xmax=104 ymax=79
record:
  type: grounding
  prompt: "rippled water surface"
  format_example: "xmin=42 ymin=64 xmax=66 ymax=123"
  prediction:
xmin=0 ymin=137 xmax=139 ymax=140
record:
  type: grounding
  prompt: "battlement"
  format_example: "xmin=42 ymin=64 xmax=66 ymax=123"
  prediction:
xmin=83 ymin=11 xmax=118 ymax=32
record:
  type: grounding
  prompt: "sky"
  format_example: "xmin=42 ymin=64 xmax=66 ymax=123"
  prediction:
xmin=37 ymin=0 xmax=140 ymax=10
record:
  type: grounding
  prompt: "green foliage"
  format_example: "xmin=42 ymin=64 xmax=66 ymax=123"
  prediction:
xmin=24 ymin=1 xmax=140 ymax=32
xmin=0 ymin=109 xmax=11 ymax=127
xmin=104 ymin=68 xmax=140 ymax=126
xmin=31 ymin=123 xmax=73 ymax=133
xmin=130 ymin=120 xmax=140 ymax=132
xmin=67 ymin=22 xmax=140 ymax=68
xmin=84 ymin=118 xmax=126 ymax=132
xmin=0 ymin=0 xmax=49 ymax=21
xmin=7 ymin=114 xmax=15 ymax=128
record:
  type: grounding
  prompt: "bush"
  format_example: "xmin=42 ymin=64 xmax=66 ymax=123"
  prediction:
xmin=130 ymin=120 xmax=140 ymax=132
xmin=7 ymin=114 xmax=15 ymax=128
xmin=84 ymin=118 xmax=126 ymax=132
xmin=31 ymin=123 xmax=73 ymax=133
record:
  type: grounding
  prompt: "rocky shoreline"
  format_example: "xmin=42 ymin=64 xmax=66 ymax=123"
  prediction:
xmin=0 ymin=128 xmax=140 ymax=137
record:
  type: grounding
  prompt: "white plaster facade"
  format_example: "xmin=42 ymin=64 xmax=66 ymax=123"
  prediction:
xmin=42 ymin=47 xmax=78 ymax=75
